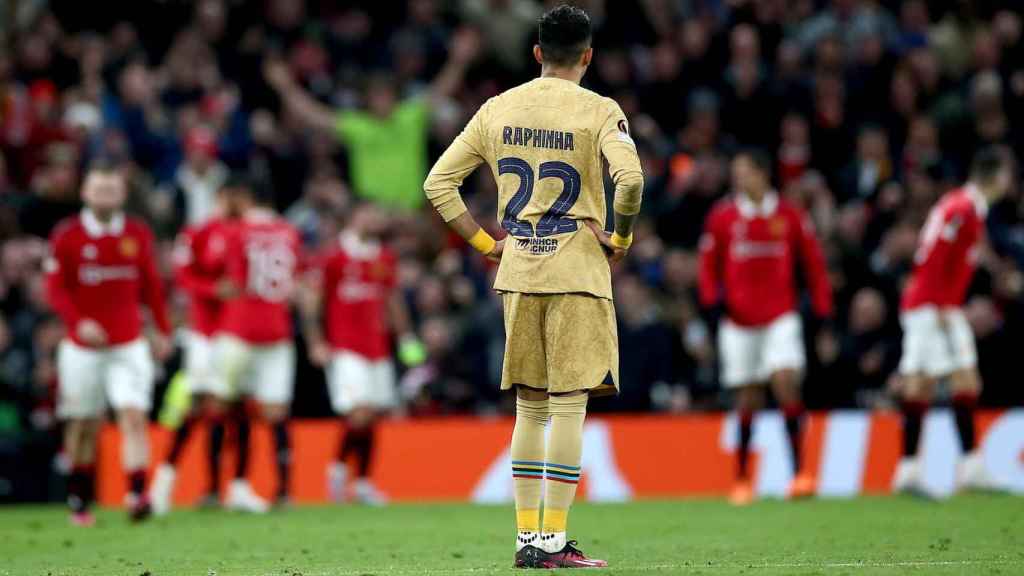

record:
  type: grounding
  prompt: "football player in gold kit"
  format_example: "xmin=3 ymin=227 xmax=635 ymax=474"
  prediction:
xmin=424 ymin=5 xmax=643 ymax=569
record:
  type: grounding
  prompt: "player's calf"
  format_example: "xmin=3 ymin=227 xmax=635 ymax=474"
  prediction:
xmin=117 ymin=408 xmax=152 ymax=522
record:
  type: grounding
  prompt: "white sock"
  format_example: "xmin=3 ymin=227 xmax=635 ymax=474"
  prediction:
xmin=539 ymin=531 xmax=566 ymax=553
xmin=516 ymin=531 xmax=538 ymax=551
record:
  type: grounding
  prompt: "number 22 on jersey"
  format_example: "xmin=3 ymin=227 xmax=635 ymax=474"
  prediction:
xmin=498 ymin=157 xmax=582 ymax=238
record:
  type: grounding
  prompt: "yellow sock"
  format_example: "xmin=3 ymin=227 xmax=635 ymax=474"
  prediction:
xmin=511 ymin=396 xmax=547 ymax=548
xmin=540 ymin=393 xmax=587 ymax=551
xmin=542 ymin=508 xmax=568 ymax=533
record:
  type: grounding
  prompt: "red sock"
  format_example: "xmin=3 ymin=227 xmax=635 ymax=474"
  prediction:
xmin=127 ymin=469 xmax=147 ymax=497
xmin=901 ymin=400 xmax=928 ymax=457
xmin=782 ymin=403 xmax=805 ymax=475
xmin=69 ymin=464 xmax=95 ymax=513
xmin=952 ymin=391 xmax=979 ymax=453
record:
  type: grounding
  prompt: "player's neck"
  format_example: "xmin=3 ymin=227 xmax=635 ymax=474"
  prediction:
xmin=968 ymin=180 xmax=998 ymax=203
xmin=88 ymin=208 xmax=117 ymax=223
xmin=540 ymin=66 xmax=584 ymax=85
xmin=744 ymin=190 xmax=768 ymax=205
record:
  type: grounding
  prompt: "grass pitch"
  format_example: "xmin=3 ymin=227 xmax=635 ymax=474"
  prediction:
xmin=2 ymin=496 xmax=1022 ymax=575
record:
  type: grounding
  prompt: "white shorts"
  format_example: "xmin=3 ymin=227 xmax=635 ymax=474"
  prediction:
xmin=898 ymin=306 xmax=976 ymax=377
xmin=183 ymin=331 xmax=218 ymax=395
xmin=718 ymin=312 xmax=805 ymax=388
xmin=57 ymin=338 xmax=154 ymax=418
xmin=327 ymin=351 xmax=396 ymax=414
xmin=213 ymin=335 xmax=295 ymax=405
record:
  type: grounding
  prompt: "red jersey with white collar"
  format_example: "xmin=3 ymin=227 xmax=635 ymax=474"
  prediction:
xmin=46 ymin=210 xmax=171 ymax=347
xmin=320 ymin=233 xmax=397 ymax=360
xmin=698 ymin=192 xmax=833 ymax=327
xmin=173 ymin=218 xmax=232 ymax=336
xmin=902 ymin=185 xmax=987 ymax=310
xmin=217 ymin=210 xmax=300 ymax=344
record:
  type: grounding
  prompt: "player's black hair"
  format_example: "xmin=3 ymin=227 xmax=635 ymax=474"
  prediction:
xmin=735 ymin=148 xmax=773 ymax=179
xmin=85 ymin=156 xmax=121 ymax=175
xmin=363 ymin=71 xmax=398 ymax=95
xmin=538 ymin=4 xmax=592 ymax=67
xmin=970 ymin=146 xmax=1008 ymax=183
xmin=222 ymin=173 xmax=255 ymax=195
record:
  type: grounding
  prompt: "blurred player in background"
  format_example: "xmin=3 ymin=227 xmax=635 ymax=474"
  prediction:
xmin=698 ymin=149 xmax=833 ymax=506
xmin=149 ymin=177 xmax=248 ymax=515
xmin=214 ymin=179 xmax=301 ymax=510
xmin=45 ymin=161 xmax=173 ymax=524
xmin=893 ymin=146 xmax=1013 ymax=496
xmin=301 ymin=202 xmax=423 ymax=505
xmin=424 ymin=5 xmax=643 ymax=568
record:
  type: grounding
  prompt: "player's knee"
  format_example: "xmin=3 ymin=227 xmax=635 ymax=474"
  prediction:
xmin=117 ymin=409 xmax=147 ymax=433
xmin=202 ymin=396 xmax=228 ymax=419
xmin=951 ymin=369 xmax=981 ymax=395
xmin=348 ymin=407 xmax=375 ymax=427
xmin=548 ymin=391 xmax=587 ymax=416
xmin=260 ymin=403 xmax=288 ymax=422
xmin=516 ymin=385 xmax=549 ymax=402
xmin=735 ymin=386 xmax=763 ymax=411
xmin=771 ymin=371 xmax=802 ymax=405
xmin=901 ymin=374 xmax=935 ymax=401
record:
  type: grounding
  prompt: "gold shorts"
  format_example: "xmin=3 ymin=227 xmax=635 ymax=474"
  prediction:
xmin=500 ymin=292 xmax=619 ymax=396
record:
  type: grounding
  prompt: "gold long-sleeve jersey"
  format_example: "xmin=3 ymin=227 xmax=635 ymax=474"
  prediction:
xmin=424 ymin=76 xmax=643 ymax=299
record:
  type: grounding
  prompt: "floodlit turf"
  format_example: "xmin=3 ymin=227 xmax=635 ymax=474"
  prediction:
xmin=1 ymin=496 xmax=1022 ymax=575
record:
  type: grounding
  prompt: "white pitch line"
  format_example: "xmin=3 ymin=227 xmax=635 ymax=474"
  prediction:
xmin=242 ymin=558 xmax=1024 ymax=576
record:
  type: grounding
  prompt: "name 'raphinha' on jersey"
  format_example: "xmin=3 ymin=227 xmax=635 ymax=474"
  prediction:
xmin=502 ymin=126 xmax=575 ymax=151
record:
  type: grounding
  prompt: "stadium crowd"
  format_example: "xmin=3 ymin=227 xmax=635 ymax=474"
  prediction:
xmin=2 ymin=0 xmax=1024 ymax=499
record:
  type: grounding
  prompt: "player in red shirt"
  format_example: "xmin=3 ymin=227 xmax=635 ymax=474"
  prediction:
xmin=698 ymin=149 xmax=833 ymax=506
xmin=302 ymin=202 xmax=421 ymax=504
xmin=893 ymin=147 xmax=1013 ymax=496
xmin=45 ymin=162 xmax=172 ymax=525
xmin=149 ymin=177 xmax=254 ymax=515
xmin=212 ymin=181 xmax=301 ymax=509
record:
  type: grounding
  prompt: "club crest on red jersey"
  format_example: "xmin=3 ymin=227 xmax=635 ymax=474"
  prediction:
xmin=769 ymin=217 xmax=787 ymax=237
xmin=371 ymin=261 xmax=390 ymax=280
xmin=119 ymin=237 xmax=139 ymax=258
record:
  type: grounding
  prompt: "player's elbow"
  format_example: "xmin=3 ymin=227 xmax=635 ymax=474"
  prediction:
xmin=423 ymin=173 xmax=468 ymax=223
xmin=613 ymin=171 xmax=644 ymax=215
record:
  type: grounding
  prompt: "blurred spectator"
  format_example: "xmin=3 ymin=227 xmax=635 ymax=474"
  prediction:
xmin=0 ymin=0 xmax=1019 ymax=460
xmin=264 ymin=26 xmax=482 ymax=211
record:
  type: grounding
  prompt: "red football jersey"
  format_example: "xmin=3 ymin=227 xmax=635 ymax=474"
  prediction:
xmin=698 ymin=192 xmax=833 ymax=327
xmin=902 ymin=185 xmax=987 ymax=311
xmin=217 ymin=210 xmax=300 ymax=344
xmin=46 ymin=210 xmax=171 ymax=347
xmin=321 ymin=233 xmax=397 ymax=360
xmin=173 ymin=218 xmax=231 ymax=336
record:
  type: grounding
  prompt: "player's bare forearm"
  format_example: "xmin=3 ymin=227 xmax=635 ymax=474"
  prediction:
xmin=429 ymin=27 xmax=479 ymax=105
xmin=273 ymin=80 xmax=337 ymax=135
xmin=297 ymin=283 xmax=325 ymax=345
xmin=447 ymin=212 xmax=504 ymax=261
xmin=613 ymin=211 xmax=638 ymax=240
xmin=388 ymin=292 xmax=414 ymax=338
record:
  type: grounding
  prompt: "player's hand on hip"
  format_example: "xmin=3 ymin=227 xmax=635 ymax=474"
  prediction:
xmin=307 ymin=338 xmax=330 ymax=367
xmin=151 ymin=333 xmax=173 ymax=362
xmin=215 ymin=278 xmax=240 ymax=300
xmin=76 ymin=319 xmax=108 ymax=347
xmin=486 ymin=238 xmax=505 ymax=263
xmin=584 ymin=220 xmax=627 ymax=264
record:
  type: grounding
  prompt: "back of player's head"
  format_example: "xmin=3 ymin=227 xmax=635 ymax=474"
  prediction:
xmin=537 ymin=4 xmax=592 ymax=67
xmin=970 ymin=146 xmax=1010 ymax=184
xmin=221 ymin=173 xmax=255 ymax=198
